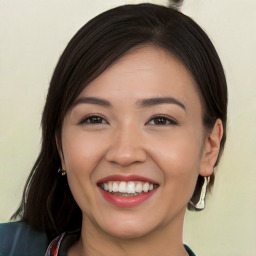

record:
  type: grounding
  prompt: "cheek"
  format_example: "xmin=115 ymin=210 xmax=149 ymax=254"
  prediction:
xmin=62 ymin=129 xmax=105 ymax=172
xmin=149 ymin=129 xmax=204 ymax=178
xmin=157 ymin=142 xmax=201 ymax=209
xmin=148 ymin=129 xmax=204 ymax=206
xmin=61 ymin=129 xmax=107 ymax=210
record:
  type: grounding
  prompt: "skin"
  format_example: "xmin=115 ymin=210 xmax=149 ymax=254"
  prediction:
xmin=58 ymin=46 xmax=223 ymax=256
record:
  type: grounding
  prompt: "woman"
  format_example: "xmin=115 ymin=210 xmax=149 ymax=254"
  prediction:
xmin=0 ymin=3 xmax=227 ymax=256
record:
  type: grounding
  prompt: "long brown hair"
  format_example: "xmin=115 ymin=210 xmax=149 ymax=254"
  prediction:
xmin=12 ymin=3 xmax=227 ymax=240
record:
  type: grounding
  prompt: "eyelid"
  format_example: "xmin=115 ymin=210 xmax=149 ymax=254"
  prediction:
xmin=77 ymin=114 xmax=177 ymax=126
xmin=78 ymin=114 xmax=109 ymax=125
xmin=146 ymin=115 xmax=178 ymax=125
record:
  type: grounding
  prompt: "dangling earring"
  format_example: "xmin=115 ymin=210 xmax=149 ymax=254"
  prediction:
xmin=190 ymin=176 xmax=210 ymax=210
xmin=196 ymin=176 xmax=210 ymax=210
xmin=58 ymin=168 xmax=66 ymax=176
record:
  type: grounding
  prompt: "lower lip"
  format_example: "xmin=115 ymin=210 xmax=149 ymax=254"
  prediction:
xmin=99 ymin=188 xmax=158 ymax=208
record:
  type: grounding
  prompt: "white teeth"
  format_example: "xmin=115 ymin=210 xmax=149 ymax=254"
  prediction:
xmin=119 ymin=181 xmax=126 ymax=193
xmin=101 ymin=181 xmax=156 ymax=194
xmin=108 ymin=182 xmax=113 ymax=192
xmin=112 ymin=182 xmax=119 ymax=192
xmin=135 ymin=182 xmax=143 ymax=193
xmin=103 ymin=183 xmax=108 ymax=191
xmin=143 ymin=182 xmax=149 ymax=193
xmin=126 ymin=181 xmax=136 ymax=193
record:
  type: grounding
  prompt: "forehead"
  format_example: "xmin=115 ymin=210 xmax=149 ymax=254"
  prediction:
xmin=77 ymin=45 xmax=201 ymax=111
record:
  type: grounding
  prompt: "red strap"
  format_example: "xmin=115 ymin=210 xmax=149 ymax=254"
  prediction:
xmin=45 ymin=233 xmax=65 ymax=256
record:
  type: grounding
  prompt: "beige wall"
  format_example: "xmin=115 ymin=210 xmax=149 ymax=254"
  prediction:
xmin=0 ymin=1 xmax=255 ymax=255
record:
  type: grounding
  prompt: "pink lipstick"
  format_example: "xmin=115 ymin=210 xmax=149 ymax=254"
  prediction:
xmin=97 ymin=175 xmax=159 ymax=208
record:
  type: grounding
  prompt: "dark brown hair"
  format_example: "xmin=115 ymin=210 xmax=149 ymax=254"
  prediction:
xmin=12 ymin=3 xmax=227 ymax=240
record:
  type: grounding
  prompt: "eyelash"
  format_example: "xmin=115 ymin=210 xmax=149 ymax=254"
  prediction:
xmin=78 ymin=115 xmax=177 ymax=126
xmin=78 ymin=115 xmax=108 ymax=125
xmin=146 ymin=115 xmax=178 ymax=126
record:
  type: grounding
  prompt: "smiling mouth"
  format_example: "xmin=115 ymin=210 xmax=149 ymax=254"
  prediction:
xmin=98 ymin=181 xmax=159 ymax=197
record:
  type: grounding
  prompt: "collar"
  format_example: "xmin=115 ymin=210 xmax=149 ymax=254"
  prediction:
xmin=45 ymin=233 xmax=196 ymax=256
xmin=45 ymin=233 xmax=65 ymax=256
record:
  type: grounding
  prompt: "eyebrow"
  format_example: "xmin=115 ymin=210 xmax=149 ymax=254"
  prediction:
xmin=73 ymin=96 xmax=185 ymax=111
xmin=137 ymin=97 xmax=186 ymax=111
xmin=73 ymin=97 xmax=112 ymax=107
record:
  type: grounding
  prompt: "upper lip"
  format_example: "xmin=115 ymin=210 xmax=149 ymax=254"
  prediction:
xmin=97 ymin=175 xmax=159 ymax=185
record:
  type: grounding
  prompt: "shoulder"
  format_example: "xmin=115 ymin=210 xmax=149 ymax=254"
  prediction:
xmin=0 ymin=221 xmax=48 ymax=256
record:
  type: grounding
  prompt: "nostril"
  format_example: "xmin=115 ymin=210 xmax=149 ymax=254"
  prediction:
xmin=105 ymin=130 xmax=147 ymax=166
xmin=105 ymin=148 xmax=147 ymax=166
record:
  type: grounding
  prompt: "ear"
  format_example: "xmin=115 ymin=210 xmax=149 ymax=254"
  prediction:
xmin=199 ymin=119 xmax=223 ymax=177
xmin=55 ymin=133 xmax=66 ymax=170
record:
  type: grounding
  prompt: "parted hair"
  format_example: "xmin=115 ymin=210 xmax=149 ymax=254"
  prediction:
xmin=12 ymin=3 xmax=227 ymax=241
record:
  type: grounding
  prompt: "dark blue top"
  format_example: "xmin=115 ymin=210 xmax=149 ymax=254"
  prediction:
xmin=0 ymin=222 xmax=196 ymax=256
xmin=0 ymin=222 xmax=48 ymax=256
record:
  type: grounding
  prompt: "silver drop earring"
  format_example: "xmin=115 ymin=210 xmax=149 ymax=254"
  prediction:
xmin=195 ymin=176 xmax=210 ymax=210
xmin=190 ymin=176 xmax=210 ymax=210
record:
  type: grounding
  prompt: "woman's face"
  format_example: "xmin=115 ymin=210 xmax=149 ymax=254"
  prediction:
xmin=60 ymin=46 xmax=212 ymax=239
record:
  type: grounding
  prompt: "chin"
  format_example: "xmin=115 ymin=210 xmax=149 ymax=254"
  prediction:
xmin=103 ymin=224 xmax=153 ymax=240
xmin=94 ymin=213 xmax=156 ymax=240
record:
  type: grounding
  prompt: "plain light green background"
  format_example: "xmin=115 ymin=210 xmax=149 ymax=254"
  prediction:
xmin=0 ymin=0 xmax=255 ymax=255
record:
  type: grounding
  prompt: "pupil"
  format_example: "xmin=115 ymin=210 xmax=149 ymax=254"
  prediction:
xmin=155 ymin=118 xmax=166 ymax=124
xmin=91 ymin=117 xmax=101 ymax=123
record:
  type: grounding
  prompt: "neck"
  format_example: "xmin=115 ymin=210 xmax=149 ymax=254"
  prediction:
xmin=69 ymin=209 xmax=188 ymax=256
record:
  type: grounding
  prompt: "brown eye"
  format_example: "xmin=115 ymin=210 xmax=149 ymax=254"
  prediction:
xmin=88 ymin=116 xmax=103 ymax=123
xmin=146 ymin=116 xmax=177 ymax=126
xmin=79 ymin=115 xmax=108 ymax=125
xmin=154 ymin=117 xmax=168 ymax=125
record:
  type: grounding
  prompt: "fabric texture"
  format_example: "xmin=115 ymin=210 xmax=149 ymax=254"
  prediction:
xmin=0 ymin=222 xmax=196 ymax=256
xmin=0 ymin=222 xmax=48 ymax=256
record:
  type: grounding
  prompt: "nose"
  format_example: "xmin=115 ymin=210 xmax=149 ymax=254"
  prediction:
xmin=105 ymin=123 xmax=147 ymax=166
